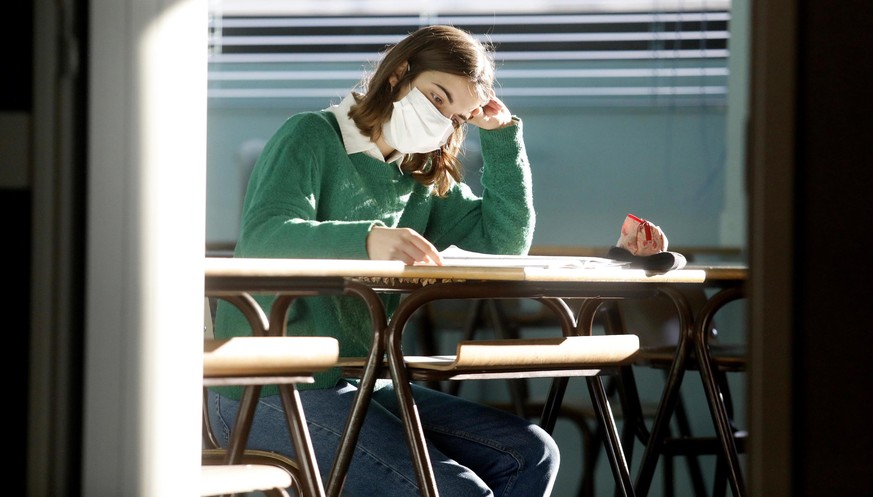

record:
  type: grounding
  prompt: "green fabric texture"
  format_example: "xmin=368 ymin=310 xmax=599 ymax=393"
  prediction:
xmin=213 ymin=109 xmax=535 ymax=399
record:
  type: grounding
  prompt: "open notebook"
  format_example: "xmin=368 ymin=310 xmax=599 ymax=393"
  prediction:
xmin=437 ymin=245 xmax=627 ymax=269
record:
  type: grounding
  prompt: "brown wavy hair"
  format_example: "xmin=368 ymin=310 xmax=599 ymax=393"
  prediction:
xmin=347 ymin=25 xmax=495 ymax=197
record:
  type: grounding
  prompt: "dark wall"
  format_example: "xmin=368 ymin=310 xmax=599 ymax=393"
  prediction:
xmin=2 ymin=3 xmax=33 ymax=111
xmin=0 ymin=190 xmax=30 ymax=496
xmin=2 ymin=1 xmax=33 ymax=495
xmin=794 ymin=0 xmax=873 ymax=495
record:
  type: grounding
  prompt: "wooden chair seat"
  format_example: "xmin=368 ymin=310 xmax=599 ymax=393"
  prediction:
xmin=340 ymin=333 xmax=641 ymax=497
xmin=405 ymin=335 xmax=638 ymax=379
xmin=340 ymin=335 xmax=640 ymax=381
xmin=204 ymin=336 xmax=340 ymax=381
xmin=201 ymin=464 xmax=294 ymax=497
xmin=202 ymin=449 xmax=300 ymax=497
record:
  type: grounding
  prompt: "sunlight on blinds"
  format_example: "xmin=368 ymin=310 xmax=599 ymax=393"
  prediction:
xmin=208 ymin=1 xmax=731 ymax=108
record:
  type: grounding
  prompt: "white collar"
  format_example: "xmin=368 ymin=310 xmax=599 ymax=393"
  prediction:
xmin=326 ymin=94 xmax=404 ymax=165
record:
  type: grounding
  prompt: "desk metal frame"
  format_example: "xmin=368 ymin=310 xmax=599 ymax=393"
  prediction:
xmin=205 ymin=276 xmax=389 ymax=497
xmin=204 ymin=258 xmax=711 ymax=497
xmin=631 ymin=267 xmax=748 ymax=497
xmin=374 ymin=279 xmax=708 ymax=497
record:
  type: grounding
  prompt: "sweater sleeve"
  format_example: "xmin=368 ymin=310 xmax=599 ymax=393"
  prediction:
xmin=235 ymin=113 xmax=381 ymax=260
xmin=424 ymin=118 xmax=536 ymax=255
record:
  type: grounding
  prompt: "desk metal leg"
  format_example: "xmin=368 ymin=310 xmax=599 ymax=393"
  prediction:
xmin=633 ymin=287 xmax=694 ymax=497
xmin=694 ymin=286 xmax=747 ymax=497
xmin=387 ymin=329 xmax=440 ymax=497
xmin=326 ymin=281 xmax=390 ymax=497
xmin=384 ymin=289 xmax=440 ymax=497
xmin=538 ymin=297 xmax=582 ymax=433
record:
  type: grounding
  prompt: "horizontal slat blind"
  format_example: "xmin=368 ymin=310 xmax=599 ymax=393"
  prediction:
xmin=208 ymin=9 xmax=730 ymax=108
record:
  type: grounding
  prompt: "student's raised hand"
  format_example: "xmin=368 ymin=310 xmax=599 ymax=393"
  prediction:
xmin=366 ymin=226 xmax=443 ymax=265
xmin=466 ymin=93 xmax=513 ymax=131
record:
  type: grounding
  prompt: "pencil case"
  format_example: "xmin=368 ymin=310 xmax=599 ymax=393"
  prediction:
xmin=610 ymin=213 xmax=686 ymax=271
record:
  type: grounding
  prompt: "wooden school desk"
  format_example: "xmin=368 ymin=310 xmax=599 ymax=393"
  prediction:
xmin=204 ymin=256 xmax=707 ymax=497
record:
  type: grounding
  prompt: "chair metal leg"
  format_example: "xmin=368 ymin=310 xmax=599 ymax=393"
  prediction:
xmin=616 ymin=368 xmax=642 ymax=463
xmin=695 ymin=341 xmax=746 ymax=496
xmin=325 ymin=324 xmax=384 ymax=497
xmin=670 ymin=386 xmax=709 ymax=496
xmin=663 ymin=451 xmax=675 ymax=497
xmin=540 ymin=376 xmax=569 ymax=434
xmin=713 ymin=456 xmax=729 ymax=497
xmin=388 ymin=356 xmax=439 ymax=496
xmin=278 ymin=384 xmax=326 ymax=497
xmin=225 ymin=385 xmax=263 ymax=464
xmin=578 ymin=433 xmax=598 ymax=497
xmin=587 ymin=375 xmax=636 ymax=497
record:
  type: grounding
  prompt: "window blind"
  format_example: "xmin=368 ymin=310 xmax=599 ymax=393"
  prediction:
xmin=208 ymin=9 xmax=730 ymax=108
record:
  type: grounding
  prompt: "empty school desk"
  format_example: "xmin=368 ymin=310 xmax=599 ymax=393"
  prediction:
xmin=204 ymin=256 xmax=707 ymax=497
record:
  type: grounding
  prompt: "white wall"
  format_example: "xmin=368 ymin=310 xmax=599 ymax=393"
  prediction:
xmin=83 ymin=0 xmax=206 ymax=495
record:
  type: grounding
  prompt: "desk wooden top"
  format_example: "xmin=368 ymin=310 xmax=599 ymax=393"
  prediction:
xmin=686 ymin=264 xmax=748 ymax=283
xmin=204 ymin=257 xmax=707 ymax=284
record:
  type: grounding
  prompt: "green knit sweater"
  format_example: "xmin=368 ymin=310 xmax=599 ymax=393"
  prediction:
xmin=213 ymin=110 xmax=535 ymax=398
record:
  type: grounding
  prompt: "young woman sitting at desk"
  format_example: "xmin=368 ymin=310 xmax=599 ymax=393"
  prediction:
xmin=210 ymin=25 xmax=558 ymax=496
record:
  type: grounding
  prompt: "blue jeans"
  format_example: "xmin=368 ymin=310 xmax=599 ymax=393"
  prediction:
xmin=207 ymin=380 xmax=560 ymax=496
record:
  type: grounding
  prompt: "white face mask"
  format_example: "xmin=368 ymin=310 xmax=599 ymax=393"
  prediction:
xmin=382 ymin=87 xmax=455 ymax=154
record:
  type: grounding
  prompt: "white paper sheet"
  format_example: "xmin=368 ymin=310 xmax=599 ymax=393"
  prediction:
xmin=437 ymin=245 xmax=628 ymax=269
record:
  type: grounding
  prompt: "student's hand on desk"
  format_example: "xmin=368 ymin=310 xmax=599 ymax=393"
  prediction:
xmin=367 ymin=226 xmax=443 ymax=266
xmin=467 ymin=94 xmax=514 ymax=131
